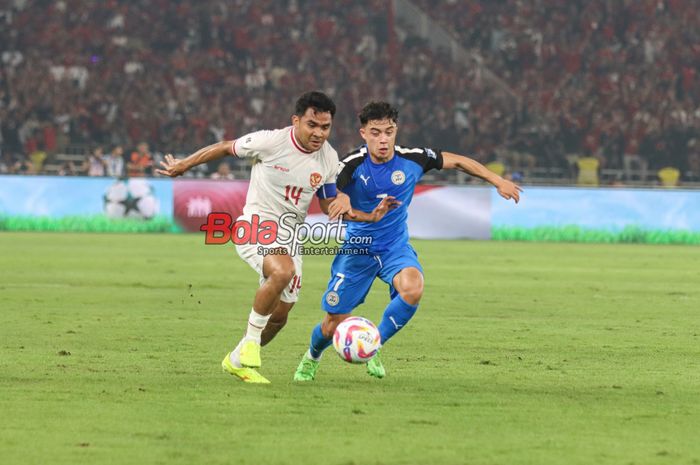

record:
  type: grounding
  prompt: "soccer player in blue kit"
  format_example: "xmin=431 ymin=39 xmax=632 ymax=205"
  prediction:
xmin=294 ymin=101 xmax=522 ymax=381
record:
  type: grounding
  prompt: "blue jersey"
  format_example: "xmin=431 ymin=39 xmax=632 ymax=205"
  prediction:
xmin=337 ymin=145 xmax=443 ymax=253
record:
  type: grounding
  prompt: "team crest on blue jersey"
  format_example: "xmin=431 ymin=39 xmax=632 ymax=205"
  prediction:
xmin=326 ymin=291 xmax=340 ymax=306
xmin=391 ymin=170 xmax=406 ymax=185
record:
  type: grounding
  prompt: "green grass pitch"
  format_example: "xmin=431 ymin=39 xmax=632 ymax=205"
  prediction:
xmin=1 ymin=232 xmax=699 ymax=465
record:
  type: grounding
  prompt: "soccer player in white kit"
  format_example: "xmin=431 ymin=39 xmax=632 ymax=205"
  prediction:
xmin=157 ymin=92 xmax=348 ymax=383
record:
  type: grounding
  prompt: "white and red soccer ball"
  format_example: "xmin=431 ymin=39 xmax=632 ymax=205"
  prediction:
xmin=333 ymin=316 xmax=381 ymax=363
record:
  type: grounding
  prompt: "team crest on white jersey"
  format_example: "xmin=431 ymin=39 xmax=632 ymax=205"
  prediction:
xmin=310 ymin=172 xmax=322 ymax=189
xmin=391 ymin=170 xmax=406 ymax=185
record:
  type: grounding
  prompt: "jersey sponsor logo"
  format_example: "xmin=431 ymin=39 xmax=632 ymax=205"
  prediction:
xmin=391 ymin=170 xmax=406 ymax=185
xmin=309 ymin=172 xmax=322 ymax=189
xmin=360 ymin=174 xmax=371 ymax=186
xmin=274 ymin=164 xmax=290 ymax=172
xmin=325 ymin=291 xmax=340 ymax=306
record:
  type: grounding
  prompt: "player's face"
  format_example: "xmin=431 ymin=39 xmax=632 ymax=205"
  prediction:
xmin=360 ymin=119 xmax=397 ymax=163
xmin=292 ymin=108 xmax=333 ymax=152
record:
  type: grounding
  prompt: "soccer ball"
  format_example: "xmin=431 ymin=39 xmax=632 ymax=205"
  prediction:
xmin=103 ymin=179 xmax=160 ymax=220
xmin=333 ymin=316 xmax=381 ymax=364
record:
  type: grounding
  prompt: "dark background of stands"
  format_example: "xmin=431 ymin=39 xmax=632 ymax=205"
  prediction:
xmin=1 ymin=0 xmax=699 ymax=186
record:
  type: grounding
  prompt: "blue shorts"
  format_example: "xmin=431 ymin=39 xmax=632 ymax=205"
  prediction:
xmin=321 ymin=243 xmax=423 ymax=314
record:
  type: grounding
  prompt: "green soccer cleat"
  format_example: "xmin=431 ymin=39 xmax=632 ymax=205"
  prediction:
xmin=239 ymin=339 xmax=262 ymax=368
xmin=293 ymin=354 xmax=320 ymax=381
xmin=222 ymin=352 xmax=270 ymax=384
xmin=366 ymin=348 xmax=385 ymax=378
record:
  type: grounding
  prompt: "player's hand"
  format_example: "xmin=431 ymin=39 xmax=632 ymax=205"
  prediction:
xmin=328 ymin=193 xmax=356 ymax=221
xmin=370 ymin=196 xmax=401 ymax=222
xmin=156 ymin=154 xmax=189 ymax=177
xmin=496 ymin=179 xmax=523 ymax=204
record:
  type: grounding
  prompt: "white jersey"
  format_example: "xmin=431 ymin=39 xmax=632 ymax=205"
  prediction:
xmin=232 ymin=126 xmax=338 ymax=233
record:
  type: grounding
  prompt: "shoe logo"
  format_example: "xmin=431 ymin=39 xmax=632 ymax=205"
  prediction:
xmin=391 ymin=170 xmax=405 ymax=185
xmin=360 ymin=174 xmax=371 ymax=185
xmin=389 ymin=316 xmax=402 ymax=329
xmin=326 ymin=291 xmax=340 ymax=306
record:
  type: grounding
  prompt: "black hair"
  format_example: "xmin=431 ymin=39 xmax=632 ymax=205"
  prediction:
xmin=294 ymin=91 xmax=336 ymax=118
xmin=358 ymin=101 xmax=399 ymax=126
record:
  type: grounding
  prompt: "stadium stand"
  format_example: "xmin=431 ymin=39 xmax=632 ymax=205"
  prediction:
xmin=1 ymin=0 xmax=698 ymax=185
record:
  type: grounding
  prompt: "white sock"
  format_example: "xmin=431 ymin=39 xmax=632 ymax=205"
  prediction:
xmin=245 ymin=308 xmax=270 ymax=343
xmin=229 ymin=339 xmax=244 ymax=368
xmin=306 ymin=349 xmax=321 ymax=362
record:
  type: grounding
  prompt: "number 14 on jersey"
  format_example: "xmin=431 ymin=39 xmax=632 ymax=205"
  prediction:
xmin=285 ymin=185 xmax=303 ymax=205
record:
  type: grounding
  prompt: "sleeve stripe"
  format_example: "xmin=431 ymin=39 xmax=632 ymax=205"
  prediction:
xmin=342 ymin=153 xmax=365 ymax=163
xmin=395 ymin=146 xmax=424 ymax=154
xmin=230 ymin=140 xmax=238 ymax=157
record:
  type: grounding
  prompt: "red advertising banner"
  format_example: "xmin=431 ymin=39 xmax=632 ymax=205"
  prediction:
xmin=173 ymin=179 xmax=323 ymax=232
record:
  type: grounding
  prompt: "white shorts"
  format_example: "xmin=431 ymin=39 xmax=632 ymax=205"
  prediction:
xmin=235 ymin=241 xmax=303 ymax=303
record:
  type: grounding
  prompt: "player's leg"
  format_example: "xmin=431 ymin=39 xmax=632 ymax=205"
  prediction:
xmin=234 ymin=251 xmax=295 ymax=367
xmin=369 ymin=245 xmax=424 ymax=378
xmin=380 ymin=266 xmax=423 ymax=342
xmin=295 ymin=314 xmax=353 ymax=382
xmin=260 ymin=252 xmax=302 ymax=346
xmin=294 ymin=253 xmax=378 ymax=381
xmin=260 ymin=250 xmax=303 ymax=346
xmin=260 ymin=301 xmax=294 ymax=346
xmin=225 ymin=244 xmax=296 ymax=381
xmin=376 ymin=244 xmax=424 ymax=344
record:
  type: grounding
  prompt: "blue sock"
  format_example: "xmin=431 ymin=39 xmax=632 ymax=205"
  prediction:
xmin=378 ymin=295 xmax=419 ymax=345
xmin=309 ymin=323 xmax=332 ymax=359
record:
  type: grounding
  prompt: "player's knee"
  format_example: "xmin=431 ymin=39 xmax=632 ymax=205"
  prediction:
xmin=267 ymin=263 xmax=295 ymax=287
xmin=399 ymin=279 xmax=423 ymax=305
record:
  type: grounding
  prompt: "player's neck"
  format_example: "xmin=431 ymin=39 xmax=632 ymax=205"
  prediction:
xmin=291 ymin=128 xmax=314 ymax=154
xmin=368 ymin=152 xmax=394 ymax=164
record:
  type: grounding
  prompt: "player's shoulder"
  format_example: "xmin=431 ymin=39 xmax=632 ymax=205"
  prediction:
xmin=395 ymin=144 xmax=432 ymax=157
xmin=266 ymin=126 xmax=293 ymax=143
xmin=395 ymin=144 xmax=440 ymax=165
xmin=340 ymin=145 xmax=368 ymax=165
xmin=239 ymin=126 xmax=288 ymax=146
xmin=320 ymin=140 xmax=339 ymax=160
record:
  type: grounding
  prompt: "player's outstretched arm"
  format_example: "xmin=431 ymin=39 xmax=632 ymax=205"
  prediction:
xmin=156 ymin=140 xmax=233 ymax=177
xmin=326 ymin=192 xmax=354 ymax=220
xmin=321 ymin=192 xmax=355 ymax=219
xmin=328 ymin=194 xmax=400 ymax=223
xmin=442 ymin=152 xmax=522 ymax=203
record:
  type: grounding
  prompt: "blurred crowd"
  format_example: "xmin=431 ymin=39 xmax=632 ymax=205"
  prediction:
xmin=1 ymin=0 xmax=699 ymax=184
xmin=412 ymin=0 xmax=700 ymax=182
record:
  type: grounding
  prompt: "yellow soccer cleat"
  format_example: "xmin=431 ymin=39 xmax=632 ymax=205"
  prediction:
xmin=221 ymin=352 xmax=270 ymax=384
xmin=238 ymin=339 xmax=262 ymax=368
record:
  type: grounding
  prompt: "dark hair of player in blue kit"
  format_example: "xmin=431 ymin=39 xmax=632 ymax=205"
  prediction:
xmin=358 ymin=101 xmax=399 ymax=126
xmin=294 ymin=91 xmax=337 ymax=118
